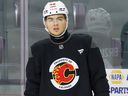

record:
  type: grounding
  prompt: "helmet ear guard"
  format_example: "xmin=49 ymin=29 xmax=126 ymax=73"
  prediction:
xmin=42 ymin=1 xmax=69 ymax=37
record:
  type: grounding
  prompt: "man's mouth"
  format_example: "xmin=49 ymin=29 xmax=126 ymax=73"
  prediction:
xmin=53 ymin=28 xmax=59 ymax=31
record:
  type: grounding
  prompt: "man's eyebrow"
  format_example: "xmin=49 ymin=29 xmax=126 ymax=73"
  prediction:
xmin=47 ymin=17 xmax=53 ymax=19
xmin=57 ymin=17 xmax=63 ymax=18
xmin=57 ymin=16 xmax=65 ymax=19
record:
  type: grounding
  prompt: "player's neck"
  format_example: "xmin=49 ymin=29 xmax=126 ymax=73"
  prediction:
xmin=50 ymin=31 xmax=70 ymax=43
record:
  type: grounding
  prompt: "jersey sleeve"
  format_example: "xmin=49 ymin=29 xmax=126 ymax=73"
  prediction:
xmin=87 ymin=38 xmax=110 ymax=96
xmin=24 ymin=44 xmax=42 ymax=96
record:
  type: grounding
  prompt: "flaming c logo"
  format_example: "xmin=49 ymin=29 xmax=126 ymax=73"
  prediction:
xmin=53 ymin=63 xmax=75 ymax=84
xmin=49 ymin=58 xmax=79 ymax=90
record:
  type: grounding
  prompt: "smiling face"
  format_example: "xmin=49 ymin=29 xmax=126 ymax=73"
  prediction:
xmin=45 ymin=14 xmax=67 ymax=37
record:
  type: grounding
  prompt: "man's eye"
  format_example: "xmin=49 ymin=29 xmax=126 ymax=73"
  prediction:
xmin=47 ymin=18 xmax=53 ymax=22
xmin=58 ymin=18 xmax=64 ymax=21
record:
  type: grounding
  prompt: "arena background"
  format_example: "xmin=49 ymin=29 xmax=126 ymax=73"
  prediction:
xmin=0 ymin=0 xmax=128 ymax=95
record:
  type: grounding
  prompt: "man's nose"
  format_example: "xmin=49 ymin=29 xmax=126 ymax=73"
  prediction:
xmin=53 ymin=19 xmax=59 ymax=25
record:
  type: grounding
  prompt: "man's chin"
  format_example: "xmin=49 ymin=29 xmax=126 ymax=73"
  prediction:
xmin=50 ymin=33 xmax=63 ymax=37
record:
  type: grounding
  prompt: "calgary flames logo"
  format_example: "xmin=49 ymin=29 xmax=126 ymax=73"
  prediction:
xmin=49 ymin=58 xmax=79 ymax=90
xmin=53 ymin=63 xmax=75 ymax=84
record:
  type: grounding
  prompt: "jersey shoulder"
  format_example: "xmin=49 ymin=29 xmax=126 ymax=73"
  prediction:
xmin=72 ymin=33 xmax=92 ymax=38
xmin=30 ymin=38 xmax=50 ymax=56
xmin=71 ymin=33 xmax=92 ymax=47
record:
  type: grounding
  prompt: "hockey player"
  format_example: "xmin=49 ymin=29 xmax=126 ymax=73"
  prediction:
xmin=24 ymin=1 xmax=109 ymax=96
